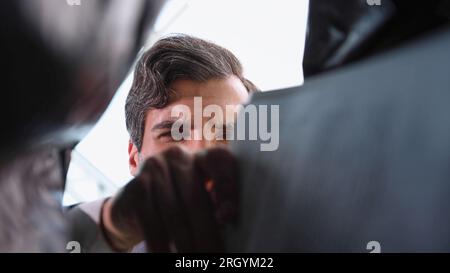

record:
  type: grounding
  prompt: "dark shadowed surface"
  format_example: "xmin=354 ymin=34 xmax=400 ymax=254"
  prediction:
xmin=227 ymin=26 xmax=450 ymax=252
xmin=0 ymin=0 xmax=164 ymax=252
xmin=303 ymin=0 xmax=450 ymax=77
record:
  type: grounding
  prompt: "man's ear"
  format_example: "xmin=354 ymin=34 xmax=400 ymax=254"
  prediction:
xmin=128 ymin=140 xmax=140 ymax=176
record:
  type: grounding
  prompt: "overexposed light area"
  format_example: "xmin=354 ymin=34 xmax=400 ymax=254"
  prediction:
xmin=63 ymin=0 xmax=309 ymax=206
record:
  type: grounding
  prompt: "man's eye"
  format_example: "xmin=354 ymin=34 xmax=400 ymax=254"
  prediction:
xmin=158 ymin=131 xmax=176 ymax=141
xmin=214 ymin=128 xmax=226 ymax=140
xmin=216 ymin=124 xmax=234 ymax=140
xmin=158 ymin=127 xmax=190 ymax=142
xmin=173 ymin=124 xmax=191 ymax=139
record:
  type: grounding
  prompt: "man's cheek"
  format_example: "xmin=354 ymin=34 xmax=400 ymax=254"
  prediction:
xmin=153 ymin=141 xmax=183 ymax=155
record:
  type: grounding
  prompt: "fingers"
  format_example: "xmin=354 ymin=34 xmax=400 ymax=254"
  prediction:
xmin=143 ymin=152 xmax=193 ymax=252
xmin=163 ymin=147 xmax=224 ymax=252
xmin=133 ymin=161 xmax=171 ymax=252
xmin=115 ymin=146 xmax=239 ymax=253
xmin=111 ymin=172 xmax=169 ymax=252
xmin=194 ymin=147 xmax=239 ymax=226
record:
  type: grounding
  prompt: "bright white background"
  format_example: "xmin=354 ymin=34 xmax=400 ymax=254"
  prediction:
xmin=63 ymin=0 xmax=309 ymax=205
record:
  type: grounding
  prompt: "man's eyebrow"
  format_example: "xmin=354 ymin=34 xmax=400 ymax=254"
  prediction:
xmin=151 ymin=120 xmax=176 ymax=132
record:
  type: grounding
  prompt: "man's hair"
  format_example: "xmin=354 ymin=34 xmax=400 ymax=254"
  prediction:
xmin=125 ymin=34 xmax=259 ymax=151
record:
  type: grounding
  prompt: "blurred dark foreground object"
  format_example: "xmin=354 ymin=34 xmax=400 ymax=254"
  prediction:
xmin=303 ymin=0 xmax=450 ymax=77
xmin=0 ymin=0 xmax=164 ymax=252
xmin=110 ymin=146 xmax=239 ymax=253
xmin=226 ymin=1 xmax=450 ymax=252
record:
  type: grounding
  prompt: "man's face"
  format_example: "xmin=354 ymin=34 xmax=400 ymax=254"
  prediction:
xmin=128 ymin=75 xmax=249 ymax=176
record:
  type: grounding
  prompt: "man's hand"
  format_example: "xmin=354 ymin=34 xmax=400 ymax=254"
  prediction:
xmin=102 ymin=146 xmax=239 ymax=252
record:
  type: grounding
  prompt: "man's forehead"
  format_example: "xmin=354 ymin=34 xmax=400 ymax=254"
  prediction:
xmin=168 ymin=76 xmax=249 ymax=101
xmin=144 ymin=76 xmax=248 ymax=129
xmin=145 ymin=97 xmax=242 ymax=129
xmin=146 ymin=98 xmax=228 ymax=120
xmin=145 ymin=107 xmax=176 ymax=128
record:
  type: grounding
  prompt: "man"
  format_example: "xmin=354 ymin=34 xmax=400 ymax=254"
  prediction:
xmin=68 ymin=34 xmax=258 ymax=252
